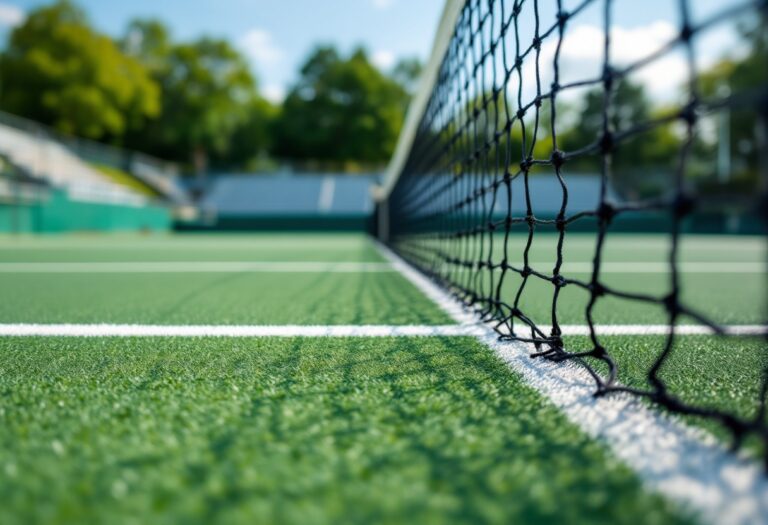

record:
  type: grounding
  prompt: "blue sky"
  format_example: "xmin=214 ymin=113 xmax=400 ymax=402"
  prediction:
xmin=0 ymin=0 xmax=743 ymax=103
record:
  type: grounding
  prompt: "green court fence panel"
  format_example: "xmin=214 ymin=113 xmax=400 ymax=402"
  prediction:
xmin=0 ymin=188 xmax=170 ymax=233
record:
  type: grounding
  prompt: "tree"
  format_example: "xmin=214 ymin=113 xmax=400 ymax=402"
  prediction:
xmin=121 ymin=20 xmax=266 ymax=170
xmin=212 ymin=96 xmax=278 ymax=170
xmin=0 ymin=1 xmax=159 ymax=139
xmin=273 ymin=46 xmax=409 ymax=168
xmin=697 ymin=13 xmax=767 ymax=187
xmin=561 ymin=80 xmax=679 ymax=174
xmin=121 ymin=19 xmax=172 ymax=73
xmin=391 ymin=57 xmax=423 ymax=95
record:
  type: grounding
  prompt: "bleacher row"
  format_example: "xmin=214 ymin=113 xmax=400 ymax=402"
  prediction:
xmin=0 ymin=120 xmax=147 ymax=206
xmin=183 ymin=173 xmax=379 ymax=231
xmin=0 ymin=110 xmax=381 ymax=232
xmin=202 ymin=173 xmax=377 ymax=216
xmin=0 ymin=110 xmax=190 ymax=205
xmin=0 ymin=112 xmax=183 ymax=233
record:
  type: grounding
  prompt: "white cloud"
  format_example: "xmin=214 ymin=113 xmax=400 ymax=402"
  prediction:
xmin=372 ymin=50 xmax=396 ymax=71
xmin=536 ymin=21 xmax=686 ymax=103
xmin=239 ymin=28 xmax=283 ymax=68
xmin=0 ymin=3 xmax=24 ymax=28
xmin=262 ymin=84 xmax=286 ymax=104
xmin=371 ymin=0 xmax=396 ymax=10
xmin=504 ymin=21 xmax=690 ymax=106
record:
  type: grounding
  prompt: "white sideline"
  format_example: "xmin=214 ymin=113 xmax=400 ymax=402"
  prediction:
xmin=0 ymin=261 xmax=761 ymax=273
xmin=0 ymin=262 xmax=396 ymax=273
xmin=0 ymin=323 xmax=764 ymax=338
xmin=0 ymin=324 xmax=476 ymax=337
xmin=373 ymin=241 xmax=768 ymax=525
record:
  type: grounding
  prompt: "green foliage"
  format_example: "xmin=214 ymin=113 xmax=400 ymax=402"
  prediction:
xmin=211 ymin=96 xmax=279 ymax=170
xmin=391 ymin=57 xmax=423 ymax=95
xmin=0 ymin=1 xmax=159 ymax=139
xmin=0 ymin=4 xmax=418 ymax=172
xmin=121 ymin=19 xmax=172 ymax=72
xmin=697 ymin=13 xmax=767 ymax=186
xmin=451 ymin=92 xmax=573 ymax=177
xmin=548 ymin=80 xmax=679 ymax=198
xmin=0 ymin=0 xmax=762 ymax=179
xmin=121 ymin=21 xmax=270 ymax=169
xmin=273 ymin=46 xmax=409 ymax=168
xmin=561 ymin=80 xmax=679 ymax=174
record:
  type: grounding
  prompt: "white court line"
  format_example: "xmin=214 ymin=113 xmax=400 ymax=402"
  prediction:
xmin=0 ymin=323 xmax=764 ymax=338
xmin=547 ymin=240 xmax=764 ymax=251
xmin=445 ymin=262 xmax=764 ymax=273
xmin=374 ymin=241 xmax=768 ymax=525
xmin=0 ymin=242 xmax=367 ymax=250
xmin=560 ymin=262 xmax=763 ymax=273
xmin=0 ymin=262 xmax=396 ymax=273
xmin=0 ymin=261 xmax=761 ymax=273
xmin=560 ymin=325 xmax=768 ymax=336
xmin=0 ymin=324 xmax=476 ymax=337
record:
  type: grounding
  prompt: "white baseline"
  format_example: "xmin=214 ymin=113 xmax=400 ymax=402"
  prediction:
xmin=0 ymin=324 xmax=471 ymax=337
xmin=0 ymin=324 xmax=764 ymax=337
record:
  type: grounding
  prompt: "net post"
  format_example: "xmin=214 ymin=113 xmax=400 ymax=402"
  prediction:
xmin=378 ymin=198 xmax=389 ymax=243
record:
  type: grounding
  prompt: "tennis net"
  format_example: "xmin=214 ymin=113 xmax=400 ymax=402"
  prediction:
xmin=376 ymin=0 xmax=768 ymax=465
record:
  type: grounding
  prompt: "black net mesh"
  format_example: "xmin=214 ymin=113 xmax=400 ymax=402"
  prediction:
xmin=382 ymin=0 xmax=768 ymax=466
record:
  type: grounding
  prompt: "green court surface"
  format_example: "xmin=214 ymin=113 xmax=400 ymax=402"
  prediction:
xmin=0 ymin=234 xmax=386 ymax=263
xmin=0 ymin=233 xmax=763 ymax=326
xmin=575 ymin=335 xmax=767 ymax=453
xmin=506 ymin=270 xmax=765 ymax=325
xmin=0 ymin=337 xmax=690 ymax=525
xmin=0 ymin=272 xmax=450 ymax=325
xmin=0 ymin=232 xmax=763 ymax=524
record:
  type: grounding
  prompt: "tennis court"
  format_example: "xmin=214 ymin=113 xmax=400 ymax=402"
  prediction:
xmin=0 ymin=232 xmax=764 ymax=524
xmin=1 ymin=0 xmax=767 ymax=522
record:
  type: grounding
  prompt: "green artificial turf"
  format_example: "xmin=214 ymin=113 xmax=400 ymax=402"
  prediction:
xmin=0 ymin=336 xmax=692 ymax=525
xmin=0 ymin=232 xmax=450 ymax=326
xmin=399 ymin=232 xmax=765 ymax=326
xmin=0 ymin=271 xmax=451 ymax=325
xmin=566 ymin=334 xmax=768 ymax=456
xmin=500 ymin=232 xmax=765 ymax=264
xmin=453 ymin=269 xmax=765 ymax=326
xmin=0 ymin=234 xmax=386 ymax=263
xmin=0 ymin=233 xmax=377 ymax=251
xmin=411 ymin=232 xmax=765 ymax=265
xmin=0 ymin=247 xmax=386 ymax=263
xmin=0 ymin=232 xmax=762 ymax=327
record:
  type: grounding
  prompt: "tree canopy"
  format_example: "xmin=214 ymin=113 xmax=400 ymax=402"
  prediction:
xmin=0 ymin=1 xmax=419 ymax=172
xmin=697 ymin=13 xmax=767 ymax=185
xmin=560 ymin=80 xmax=679 ymax=173
xmin=272 ymin=46 xmax=409 ymax=169
xmin=14 ymin=0 xmax=759 ymax=186
xmin=0 ymin=0 xmax=159 ymax=139
xmin=120 ymin=22 xmax=267 ymax=169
